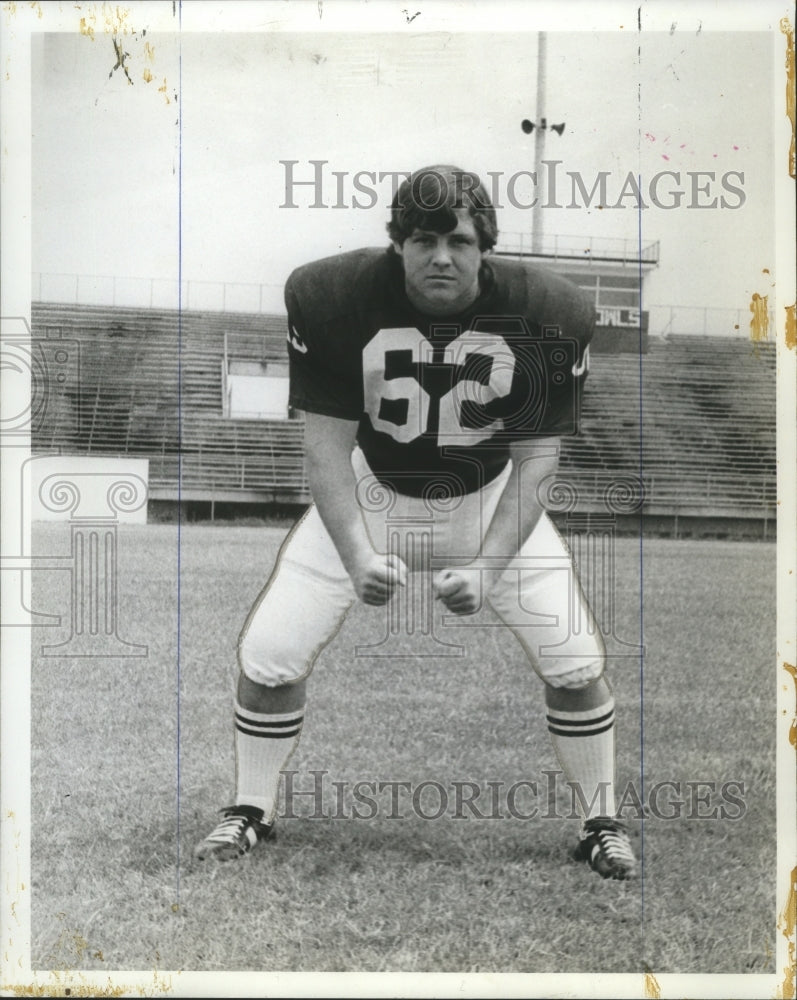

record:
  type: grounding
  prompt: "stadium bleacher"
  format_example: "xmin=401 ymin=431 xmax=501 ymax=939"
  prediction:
xmin=32 ymin=302 xmax=307 ymax=503
xmin=30 ymin=302 xmax=776 ymax=528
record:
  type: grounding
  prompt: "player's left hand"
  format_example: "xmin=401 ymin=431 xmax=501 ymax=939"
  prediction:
xmin=433 ymin=567 xmax=485 ymax=615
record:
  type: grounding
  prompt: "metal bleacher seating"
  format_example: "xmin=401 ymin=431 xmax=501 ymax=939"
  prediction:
xmin=566 ymin=336 xmax=776 ymax=517
xmin=31 ymin=302 xmax=308 ymax=504
xmin=31 ymin=303 xmax=776 ymax=523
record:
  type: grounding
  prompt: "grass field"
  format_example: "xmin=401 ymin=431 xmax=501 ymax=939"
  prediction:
xmin=30 ymin=521 xmax=777 ymax=975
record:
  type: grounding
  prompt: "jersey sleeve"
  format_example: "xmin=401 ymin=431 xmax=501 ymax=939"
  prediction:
xmin=285 ymin=271 xmax=363 ymax=420
xmin=497 ymin=281 xmax=595 ymax=439
xmin=536 ymin=284 xmax=594 ymax=436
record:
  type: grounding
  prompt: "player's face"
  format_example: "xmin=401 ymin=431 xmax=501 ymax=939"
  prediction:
xmin=394 ymin=210 xmax=487 ymax=316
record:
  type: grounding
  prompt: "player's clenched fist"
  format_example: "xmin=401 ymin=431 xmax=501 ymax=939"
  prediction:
xmin=433 ymin=567 xmax=484 ymax=615
xmin=351 ymin=552 xmax=408 ymax=605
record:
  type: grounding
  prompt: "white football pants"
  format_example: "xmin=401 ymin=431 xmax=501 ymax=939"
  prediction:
xmin=238 ymin=448 xmax=605 ymax=689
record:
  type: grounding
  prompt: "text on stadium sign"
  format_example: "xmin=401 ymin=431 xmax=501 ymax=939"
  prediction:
xmin=596 ymin=307 xmax=642 ymax=328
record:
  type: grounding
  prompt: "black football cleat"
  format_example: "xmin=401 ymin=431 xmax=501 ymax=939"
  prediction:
xmin=574 ymin=816 xmax=637 ymax=880
xmin=194 ymin=805 xmax=274 ymax=861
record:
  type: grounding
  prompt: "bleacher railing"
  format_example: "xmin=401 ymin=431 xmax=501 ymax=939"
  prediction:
xmin=647 ymin=304 xmax=776 ymax=340
xmin=32 ymin=272 xmax=286 ymax=314
xmin=494 ymin=233 xmax=660 ymax=265
xmin=34 ymin=272 xmax=774 ymax=340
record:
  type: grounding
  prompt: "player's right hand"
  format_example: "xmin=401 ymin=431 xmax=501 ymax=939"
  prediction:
xmin=351 ymin=552 xmax=407 ymax=606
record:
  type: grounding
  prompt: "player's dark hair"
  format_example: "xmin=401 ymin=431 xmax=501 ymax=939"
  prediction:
xmin=387 ymin=165 xmax=498 ymax=251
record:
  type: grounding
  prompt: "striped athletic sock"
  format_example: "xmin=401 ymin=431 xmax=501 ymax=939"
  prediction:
xmin=234 ymin=701 xmax=305 ymax=823
xmin=546 ymin=698 xmax=617 ymax=821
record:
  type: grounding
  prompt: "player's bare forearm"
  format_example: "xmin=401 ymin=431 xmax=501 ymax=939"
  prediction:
xmin=303 ymin=412 xmax=406 ymax=604
xmin=303 ymin=412 xmax=372 ymax=574
xmin=478 ymin=436 xmax=561 ymax=584
xmin=434 ymin=437 xmax=560 ymax=614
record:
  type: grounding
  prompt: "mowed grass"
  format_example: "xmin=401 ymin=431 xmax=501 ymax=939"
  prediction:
xmin=30 ymin=522 xmax=776 ymax=974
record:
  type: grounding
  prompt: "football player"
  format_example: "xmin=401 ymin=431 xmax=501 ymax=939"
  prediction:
xmin=195 ymin=165 xmax=636 ymax=879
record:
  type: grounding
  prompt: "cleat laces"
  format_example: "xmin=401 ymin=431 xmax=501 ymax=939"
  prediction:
xmin=590 ymin=826 xmax=636 ymax=869
xmin=576 ymin=817 xmax=637 ymax=880
xmin=206 ymin=813 xmax=253 ymax=845
xmin=194 ymin=805 xmax=272 ymax=861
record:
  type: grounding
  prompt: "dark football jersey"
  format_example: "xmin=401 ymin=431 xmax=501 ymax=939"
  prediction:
xmin=286 ymin=247 xmax=594 ymax=496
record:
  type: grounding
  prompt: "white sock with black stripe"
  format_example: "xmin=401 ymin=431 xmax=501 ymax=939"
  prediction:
xmin=546 ymin=698 xmax=617 ymax=821
xmin=234 ymin=701 xmax=305 ymax=823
